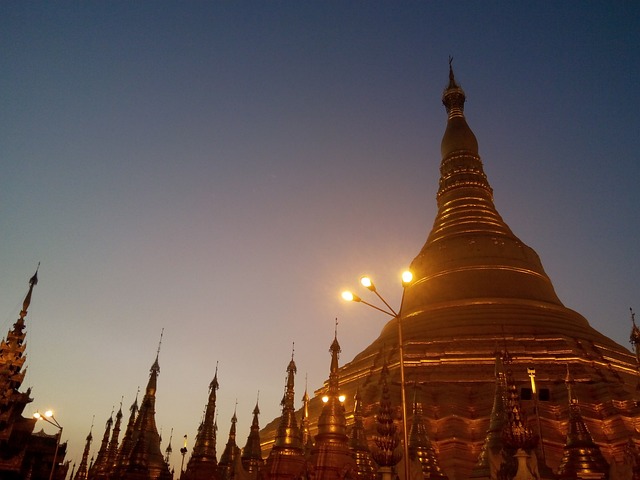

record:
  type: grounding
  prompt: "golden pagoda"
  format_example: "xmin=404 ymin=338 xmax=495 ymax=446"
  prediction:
xmin=263 ymin=63 xmax=640 ymax=479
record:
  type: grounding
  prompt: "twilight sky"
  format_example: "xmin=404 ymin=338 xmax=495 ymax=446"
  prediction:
xmin=1 ymin=1 xmax=639 ymax=469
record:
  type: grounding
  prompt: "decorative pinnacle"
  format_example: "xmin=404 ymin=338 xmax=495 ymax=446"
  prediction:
xmin=151 ymin=329 xmax=164 ymax=374
xmin=442 ymin=56 xmax=466 ymax=118
xmin=20 ymin=263 xmax=40 ymax=319
xmin=211 ymin=361 xmax=220 ymax=391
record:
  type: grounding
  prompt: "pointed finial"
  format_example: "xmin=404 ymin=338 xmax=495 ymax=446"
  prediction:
xmin=442 ymin=57 xmax=466 ymax=118
xmin=211 ymin=361 xmax=220 ymax=390
xmin=151 ymin=329 xmax=163 ymax=373
xmin=632 ymin=308 xmax=636 ymax=326
xmin=157 ymin=328 xmax=164 ymax=354
xmin=254 ymin=391 xmax=260 ymax=415
xmin=20 ymin=263 xmax=40 ymax=319
xmin=30 ymin=263 xmax=40 ymax=286
xmin=448 ymin=56 xmax=456 ymax=87
xmin=292 ymin=341 xmax=295 ymax=360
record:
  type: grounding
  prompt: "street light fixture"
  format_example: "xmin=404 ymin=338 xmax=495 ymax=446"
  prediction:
xmin=342 ymin=270 xmax=413 ymax=480
xmin=33 ymin=410 xmax=63 ymax=480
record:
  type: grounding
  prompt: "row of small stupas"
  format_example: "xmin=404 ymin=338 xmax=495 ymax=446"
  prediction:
xmin=0 ymin=268 xmax=70 ymax=480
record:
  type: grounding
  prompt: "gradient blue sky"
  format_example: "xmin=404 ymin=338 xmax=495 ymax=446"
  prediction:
xmin=2 ymin=1 xmax=639 ymax=469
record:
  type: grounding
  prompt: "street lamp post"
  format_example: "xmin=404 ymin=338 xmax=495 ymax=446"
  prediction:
xmin=342 ymin=270 xmax=413 ymax=480
xmin=33 ymin=410 xmax=63 ymax=480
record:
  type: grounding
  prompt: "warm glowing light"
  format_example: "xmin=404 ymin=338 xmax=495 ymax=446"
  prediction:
xmin=527 ymin=367 xmax=537 ymax=395
xmin=341 ymin=291 xmax=361 ymax=302
xmin=338 ymin=395 xmax=346 ymax=402
xmin=401 ymin=270 xmax=413 ymax=284
xmin=360 ymin=276 xmax=373 ymax=288
xmin=322 ymin=396 xmax=329 ymax=403
xmin=33 ymin=412 xmax=41 ymax=419
xmin=45 ymin=410 xmax=54 ymax=418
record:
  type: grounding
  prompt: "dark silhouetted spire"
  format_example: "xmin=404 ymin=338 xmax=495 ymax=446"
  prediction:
xmin=218 ymin=405 xmax=241 ymax=480
xmin=241 ymin=394 xmax=264 ymax=475
xmin=557 ymin=366 xmax=609 ymax=479
xmin=105 ymin=400 xmax=124 ymax=475
xmin=472 ymin=352 xmax=508 ymax=479
xmin=372 ymin=359 xmax=401 ymax=468
xmin=122 ymin=332 xmax=172 ymax=480
xmin=114 ymin=390 xmax=139 ymax=475
xmin=75 ymin=424 xmax=94 ymax=480
xmin=349 ymin=388 xmax=376 ymax=480
xmin=0 ymin=267 xmax=39 ymax=471
xmin=299 ymin=376 xmax=313 ymax=456
xmin=408 ymin=387 xmax=447 ymax=480
xmin=88 ymin=411 xmax=113 ymax=478
xmin=184 ymin=364 xmax=220 ymax=480
xmin=164 ymin=429 xmax=173 ymax=465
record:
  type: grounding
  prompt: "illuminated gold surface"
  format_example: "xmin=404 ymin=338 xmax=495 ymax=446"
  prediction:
xmin=260 ymin=69 xmax=640 ymax=480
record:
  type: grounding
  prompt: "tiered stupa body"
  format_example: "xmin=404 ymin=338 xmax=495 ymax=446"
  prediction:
xmin=121 ymin=350 xmax=172 ymax=480
xmin=183 ymin=370 xmax=220 ymax=480
xmin=308 ymin=331 xmax=357 ymax=480
xmin=240 ymin=399 xmax=264 ymax=475
xmin=0 ymin=271 xmax=38 ymax=477
xmin=263 ymin=353 xmax=306 ymax=480
xmin=262 ymin=66 xmax=640 ymax=479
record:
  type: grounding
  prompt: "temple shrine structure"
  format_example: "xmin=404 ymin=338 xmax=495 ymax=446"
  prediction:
xmin=3 ymin=65 xmax=640 ymax=480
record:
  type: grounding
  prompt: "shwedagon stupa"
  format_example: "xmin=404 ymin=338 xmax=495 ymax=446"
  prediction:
xmin=261 ymin=65 xmax=640 ymax=479
xmin=3 ymin=64 xmax=640 ymax=480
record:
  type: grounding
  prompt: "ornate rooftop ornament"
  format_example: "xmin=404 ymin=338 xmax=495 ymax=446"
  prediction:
xmin=556 ymin=366 xmax=609 ymax=480
xmin=372 ymin=359 xmax=402 ymax=468
xmin=408 ymin=386 xmax=447 ymax=480
xmin=349 ymin=389 xmax=376 ymax=480
xmin=183 ymin=364 xmax=220 ymax=480
xmin=218 ymin=406 xmax=241 ymax=480
xmin=241 ymin=394 xmax=264 ymax=475
xmin=121 ymin=334 xmax=172 ymax=480
xmin=263 ymin=346 xmax=306 ymax=480
xmin=88 ymin=412 xmax=113 ymax=478
xmin=75 ymin=424 xmax=93 ymax=480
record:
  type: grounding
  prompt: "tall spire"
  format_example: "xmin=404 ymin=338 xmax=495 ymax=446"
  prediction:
xmin=218 ymin=405 xmax=241 ymax=480
xmin=122 ymin=333 xmax=172 ymax=480
xmin=348 ymin=388 xmax=376 ymax=480
xmin=372 ymin=359 xmax=402 ymax=468
xmin=264 ymin=346 xmax=306 ymax=480
xmin=113 ymin=389 xmax=139 ymax=475
xmin=241 ymin=393 xmax=264 ymax=475
xmin=299 ymin=375 xmax=313 ymax=456
xmin=75 ymin=424 xmax=94 ymax=480
xmin=472 ymin=352 xmax=508 ymax=478
xmin=0 ymin=266 xmax=39 ymax=406
xmin=0 ymin=267 xmax=42 ymax=478
xmin=105 ymin=399 xmax=124 ymax=475
xmin=556 ymin=366 xmax=609 ymax=479
xmin=184 ymin=364 xmax=220 ymax=480
xmin=272 ymin=344 xmax=303 ymax=451
xmin=88 ymin=411 xmax=113 ymax=478
xmin=310 ymin=324 xmax=356 ymax=480
xmin=408 ymin=387 xmax=447 ymax=480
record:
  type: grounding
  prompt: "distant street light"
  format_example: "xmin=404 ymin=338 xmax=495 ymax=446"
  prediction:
xmin=342 ymin=270 xmax=413 ymax=480
xmin=33 ymin=410 xmax=63 ymax=480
